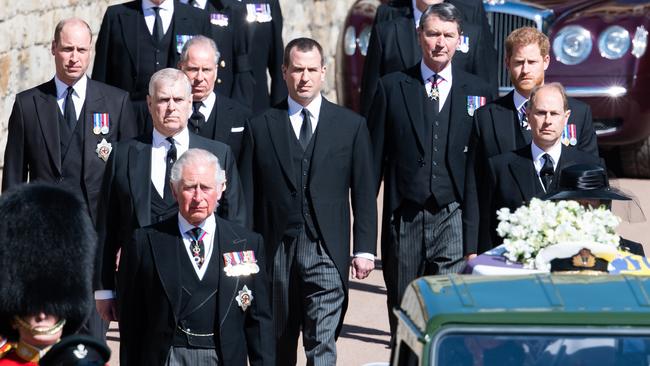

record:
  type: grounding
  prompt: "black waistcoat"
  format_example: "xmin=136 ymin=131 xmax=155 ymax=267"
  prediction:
xmin=135 ymin=18 xmax=175 ymax=98
xmin=283 ymin=125 xmax=319 ymax=240
xmin=424 ymin=94 xmax=455 ymax=207
xmin=150 ymin=182 xmax=178 ymax=224
xmin=193 ymin=105 xmax=218 ymax=140
xmin=172 ymin=248 xmax=218 ymax=349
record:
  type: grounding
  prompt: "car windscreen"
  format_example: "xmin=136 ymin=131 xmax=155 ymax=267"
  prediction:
xmin=432 ymin=327 xmax=650 ymax=366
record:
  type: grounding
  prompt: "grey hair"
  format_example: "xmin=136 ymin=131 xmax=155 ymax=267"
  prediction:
xmin=528 ymin=82 xmax=569 ymax=111
xmin=180 ymin=35 xmax=221 ymax=65
xmin=170 ymin=148 xmax=226 ymax=188
xmin=419 ymin=2 xmax=463 ymax=35
xmin=148 ymin=68 xmax=192 ymax=98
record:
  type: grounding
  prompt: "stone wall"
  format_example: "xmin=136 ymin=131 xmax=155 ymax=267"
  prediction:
xmin=0 ymin=0 xmax=357 ymax=171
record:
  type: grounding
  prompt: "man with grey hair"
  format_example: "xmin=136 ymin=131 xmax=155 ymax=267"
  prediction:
xmin=96 ymin=68 xmax=246 ymax=326
xmin=479 ymin=82 xmax=602 ymax=248
xmin=178 ymin=35 xmax=251 ymax=157
xmin=2 ymin=17 xmax=138 ymax=341
xmin=119 ymin=147 xmax=273 ymax=365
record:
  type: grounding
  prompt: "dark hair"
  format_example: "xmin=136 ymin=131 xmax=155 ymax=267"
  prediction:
xmin=418 ymin=2 xmax=463 ymax=35
xmin=283 ymin=37 xmax=325 ymax=67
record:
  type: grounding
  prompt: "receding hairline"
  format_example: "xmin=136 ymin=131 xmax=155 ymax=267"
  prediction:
xmin=54 ymin=18 xmax=93 ymax=44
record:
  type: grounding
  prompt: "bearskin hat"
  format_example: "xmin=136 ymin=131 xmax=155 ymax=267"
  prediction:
xmin=0 ymin=183 xmax=96 ymax=340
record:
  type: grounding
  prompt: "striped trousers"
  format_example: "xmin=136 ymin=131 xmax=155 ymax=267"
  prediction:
xmin=384 ymin=201 xmax=465 ymax=335
xmin=273 ymin=228 xmax=344 ymax=366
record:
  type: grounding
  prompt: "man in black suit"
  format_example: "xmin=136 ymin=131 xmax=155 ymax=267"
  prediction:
xmin=119 ymin=148 xmax=273 ymax=365
xmin=366 ymin=3 xmax=492 ymax=334
xmin=178 ymin=35 xmax=251 ymax=158
xmin=222 ymin=0 xmax=286 ymax=113
xmin=480 ymin=83 xmax=602 ymax=249
xmin=95 ymin=68 xmax=246 ymax=324
xmin=466 ymin=27 xmax=599 ymax=249
xmin=239 ymin=38 xmax=377 ymax=365
xmin=360 ymin=0 xmax=497 ymax=116
xmin=92 ymin=0 xmax=213 ymax=107
xmin=1 ymin=18 xmax=138 ymax=341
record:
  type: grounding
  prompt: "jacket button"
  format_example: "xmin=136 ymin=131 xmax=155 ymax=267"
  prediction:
xmin=291 ymin=191 xmax=297 ymax=197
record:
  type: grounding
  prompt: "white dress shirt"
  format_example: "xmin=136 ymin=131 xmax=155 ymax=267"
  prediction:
xmin=287 ymin=94 xmax=322 ymax=139
xmin=178 ymin=213 xmax=216 ymax=280
xmin=151 ymin=127 xmax=190 ymax=198
xmin=420 ymin=60 xmax=453 ymax=113
xmin=142 ymin=0 xmax=174 ymax=36
xmin=411 ymin=0 xmax=423 ymax=28
xmin=531 ymin=141 xmax=562 ymax=191
xmin=180 ymin=0 xmax=207 ymax=9
xmin=54 ymin=75 xmax=87 ymax=121
xmin=194 ymin=91 xmax=216 ymax=120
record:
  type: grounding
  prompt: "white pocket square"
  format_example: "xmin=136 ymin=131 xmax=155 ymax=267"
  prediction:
xmin=231 ymin=127 xmax=245 ymax=133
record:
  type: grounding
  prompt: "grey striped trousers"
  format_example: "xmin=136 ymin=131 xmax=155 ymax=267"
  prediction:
xmin=273 ymin=228 xmax=344 ymax=366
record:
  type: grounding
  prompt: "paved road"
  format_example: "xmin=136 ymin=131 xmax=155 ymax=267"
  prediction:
xmin=107 ymin=178 xmax=649 ymax=365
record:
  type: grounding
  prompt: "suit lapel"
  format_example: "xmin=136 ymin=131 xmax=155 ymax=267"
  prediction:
xmin=212 ymin=97 xmax=232 ymax=143
xmin=118 ymin=4 xmax=140 ymax=72
xmin=310 ymin=99 xmax=336 ymax=174
xmin=447 ymin=68 xmax=473 ymax=154
xmin=149 ymin=219 xmax=183 ymax=320
xmin=265 ymin=105 xmax=297 ymax=191
xmin=35 ymin=80 xmax=62 ymax=174
xmin=395 ymin=18 xmax=419 ymax=69
xmin=129 ymin=136 xmax=153 ymax=226
xmin=216 ymin=218 xmax=243 ymax=325
xmin=494 ymin=92 xmax=523 ymax=154
xmin=400 ymin=70 xmax=427 ymax=153
xmin=509 ymin=148 xmax=544 ymax=200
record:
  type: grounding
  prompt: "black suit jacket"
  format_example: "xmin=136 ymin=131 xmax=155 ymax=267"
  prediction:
xmin=2 ymin=78 xmax=138 ymax=222
xmin=96 ymin=131 xmax=246 ymax=291
xmin=223 ymin=0 xmax=286 ymax=113
xmin=367 ymin=64 xmax=492 ymax=254
xmin=118 ymin=215 xmax=274 ymax=366
xmin=360 ymin=1 xmax=497 ymax=116
xmin=239 ymin=98 xmax=377 ymax=329
xmin=93 ymin=0 xmax=213 ymax=100
xmin=480 ymin=145 xmax=602 ymax=251
xmin=196 ymin=93 xmax=252 ymax=158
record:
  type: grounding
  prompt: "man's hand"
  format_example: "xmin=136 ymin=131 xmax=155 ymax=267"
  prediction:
xmin=465 ymin=253 xmax=477 ymax=261
xmin=351 ymin=257 xmax=375 ymax=280
xmin=96 ymin=299 xmax=118 ymax=322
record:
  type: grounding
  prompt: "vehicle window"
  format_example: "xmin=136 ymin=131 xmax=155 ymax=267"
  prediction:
xmin=434 ymin=333 xmax=650 ymax=366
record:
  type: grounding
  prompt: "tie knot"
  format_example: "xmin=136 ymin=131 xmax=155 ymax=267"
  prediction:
xmin=152 ymin=6 xmax=160 ymax=14
xmin=166 ymin=136 xmax=175 ymax=146
xmin=302 ymin=108 xmax=310 ymax=119
xmin=193 ymin=101 xmax=203 ymax=113
xmin=541 ymin=153 xmax=554 ymax=174
xmin=66 ymin=86 xmax=74 ymax=97
xmin=188 ymin=227 xmax=204 ymax=241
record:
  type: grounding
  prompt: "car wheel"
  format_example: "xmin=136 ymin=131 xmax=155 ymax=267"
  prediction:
xmin=619 ymin=138 xmax=650 ymax=178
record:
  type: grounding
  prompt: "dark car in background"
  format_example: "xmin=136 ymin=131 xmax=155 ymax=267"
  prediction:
xmin=336 ymin=0 xmax=650 ymax=177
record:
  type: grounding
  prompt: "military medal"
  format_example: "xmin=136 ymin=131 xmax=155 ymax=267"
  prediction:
xmin=561 ymin=124 xmax=573 ymax=146
xmin=568 ymin=124 xmax=578 ymax=146
xmin=235 ymin=285 xmax=253 ymax=311
xmin=95 ymin=138 xmax=112 ymax=162
xmin=176 ymin=35 xmax=194 ymax=54
xmin=246 ymin=4 xmax=272 ymax=23
xmin=223 ymin=249 xmax=260 ymax=277
xmin=210 ymin=13 xmax=229 ymax=27
xmin=459 ymin=35 xmax=470 ymax=53
xmin=466 ymin=95 xmax=486 ymax=117
xmin=92 ymin=113 xmax=107 ymax=135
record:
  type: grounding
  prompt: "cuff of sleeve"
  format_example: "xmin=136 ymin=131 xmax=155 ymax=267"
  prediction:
xmin=94 ymin=290 xmax=115 ymax=300
xmin=353 ymin=252 xmax=375 ymax=261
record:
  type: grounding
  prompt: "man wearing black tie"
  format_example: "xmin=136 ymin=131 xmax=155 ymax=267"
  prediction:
xmin=95 ymin=68 xmax=246 ymax=326
xmin=366 ymin=3 xmax=492 ymax=335
xmin=479 ymin=83 xmax=601 ymax=249
xmin=178 ymin=36 xmax=251 ymax=158
xmin=239 ymin=38 xmax=377 ymax=365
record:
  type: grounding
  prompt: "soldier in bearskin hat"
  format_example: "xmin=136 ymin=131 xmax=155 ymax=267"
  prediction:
xmin=0 ymin=183 xmax=97 ymax=364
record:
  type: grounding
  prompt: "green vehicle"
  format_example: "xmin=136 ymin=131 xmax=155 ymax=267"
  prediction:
xmin=393 ymin=274 xmax=650 ymax=366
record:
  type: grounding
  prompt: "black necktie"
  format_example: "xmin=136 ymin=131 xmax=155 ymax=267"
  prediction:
xmin=152 ymin=7 xmax=164 ymax=42
xmin=540 ymin=153 xmax=554 ymax=191
xmin=189 ymin=101 xmax=205 ymax=133
xmin=188 ymin=227 xmax=206 ymax=268
xmin=299 ymin=109 xmax=313 ymax=150
xmin=64 ymin=86 xmax=76 ymax=129
xmin=163 ymin=137 xmax=177 ymax=202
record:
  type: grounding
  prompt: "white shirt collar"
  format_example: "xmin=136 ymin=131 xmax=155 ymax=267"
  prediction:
xmin=420 ymin=60 xmax=453 ymax=84
xmin=178 ymin=212 xmax=216 ymax=238
xmin=531 ymin=140 xmax=562 ymax=172
xmin=199 ymin=91 xmax=216 ymax=117
xmin=287 ymin=94 xmax=322 ymax=123
xmin=152 ymin=126 xmax=190 ymax=148
xmin=181 ymin=0 xmax=207 ymax=9
xmin=54 ymin=75 xmax=87 ymax=100
xmin=513 ymin=89 xmax=528 ymax=112
xmin=412 ymin=0 xmax=423 ymax=28
xmin=142 ymin=0 xmax=174 ymax=11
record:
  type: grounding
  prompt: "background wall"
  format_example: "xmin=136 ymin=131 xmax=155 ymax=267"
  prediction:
xmin=0 ymin=0 xmax=357 ymax=172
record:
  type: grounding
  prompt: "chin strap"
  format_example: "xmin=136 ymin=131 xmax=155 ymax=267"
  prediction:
xmin=12 ymin=316 xmax=66 ymax=336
